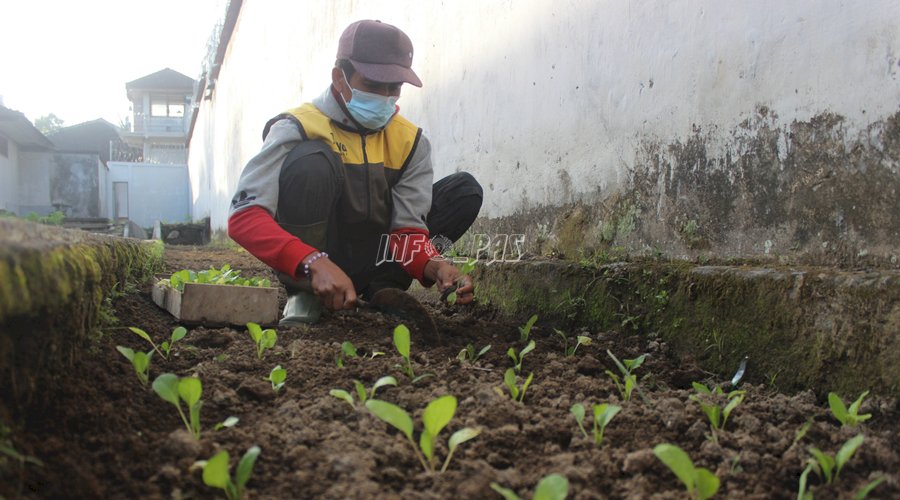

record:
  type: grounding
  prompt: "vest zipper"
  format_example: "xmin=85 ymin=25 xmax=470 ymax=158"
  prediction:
xmin=360 ymin=132 xmax=371 ymax=221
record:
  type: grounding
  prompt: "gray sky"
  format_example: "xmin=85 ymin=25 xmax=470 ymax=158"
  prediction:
xmin=1 ymin=0 xmax=225 ymax=127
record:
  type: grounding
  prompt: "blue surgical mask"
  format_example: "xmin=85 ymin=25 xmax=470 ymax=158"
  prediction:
xmin=341 ymin=73 xmax=399 ymax=129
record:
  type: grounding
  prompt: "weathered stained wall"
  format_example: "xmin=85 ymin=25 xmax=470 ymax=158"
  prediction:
xmin=18 ymin=151 xmax=103 ymax=217
xmin=188 ymin=0 xmax=900 ymax=267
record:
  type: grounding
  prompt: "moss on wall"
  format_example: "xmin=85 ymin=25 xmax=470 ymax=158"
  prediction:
xmin=0 ymin=219 xmax=163 ymax=416
xmin=473 ymin=259 xmax=900 ymax=398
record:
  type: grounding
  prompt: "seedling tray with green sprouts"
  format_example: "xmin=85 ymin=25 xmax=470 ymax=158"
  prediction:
xmin=151 ymin=264 xmax=278 ymax=326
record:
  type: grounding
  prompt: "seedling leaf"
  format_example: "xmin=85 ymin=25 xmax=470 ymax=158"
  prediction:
xmin=653 ymin=444 xmax=696 ymax=494
xmin=423 ymin=395 xmax=457 ymax=438
xmin=520 ymin=340 xmax=536 ymax=357
xmin=419 ymin=429 xmax=434 ymax=461
xmin=371 ymin=376 xmax=398 ymax=398
xmin=202 ymin=450 xmax=230 ymax=489
xmin=342 ymin=341 xmax=358 ymax=358
xmin=354 ymin=380 xmax=367 ymax=402
xmin=490 ymin=483 xmax=521 ymax=500
xmin=129 ymin=326 xmax=153 ymax=344
xmin=570 ymin=404 xmax=588 ymax=438
xmin=152 ymin=373 xmax=180 ymax=406
xmin=178 ymin=377 xmax=203 ymax=407
xmin=116 ymin=346 xmax=135 ymax=361
xmin=519 ymin=314 xmax=538 ymax=342
xmin=448 ymin=427 xmax=480 ymax=451
xmin=171 ymin=326 xmax=187 ymax=343
xmin=393 ymin=324 xmax=411 ymax=358
xmin=330 ymin=389 xmax=355 ymax=408
xmin=835 ymin=434 xmax=864 ymax=478
xmin=235 ymin=446 xmax=261 ymax=489
xmin=214 ymin=416 xmax=239 ymax=431
xmin=854 ymin=476 xmax=886 ymax=500
xmin=695 ymin=468 xmax=721 ymax=500
xmin=533 ymin=473 xmax=569 ymax=500
xmin=442 ymin=427 xmax=480 ymax=472
xmin=365 ymin=399 xmax=414 ymax=441
xmin=269 ymin=366 xmax=287 ymax=392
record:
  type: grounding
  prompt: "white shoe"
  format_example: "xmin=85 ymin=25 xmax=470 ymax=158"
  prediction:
xmin=280 ymin=291 xmax=321 ymax=326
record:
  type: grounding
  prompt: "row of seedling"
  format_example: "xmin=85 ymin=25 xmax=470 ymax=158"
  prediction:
xmin=115 ymin=321 xmax=289 ymax=499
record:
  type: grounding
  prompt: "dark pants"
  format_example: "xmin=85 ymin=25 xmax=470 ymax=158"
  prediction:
xmin=275 ymin=140 xmax=483 ymax=297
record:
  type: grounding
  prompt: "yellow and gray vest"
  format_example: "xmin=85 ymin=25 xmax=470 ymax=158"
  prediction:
xmin=263 ymin=103 xmax=422 ymax=230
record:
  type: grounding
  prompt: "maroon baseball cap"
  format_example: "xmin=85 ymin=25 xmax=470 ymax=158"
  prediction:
xmin=337 ymin=20 xmax=423 ymax=87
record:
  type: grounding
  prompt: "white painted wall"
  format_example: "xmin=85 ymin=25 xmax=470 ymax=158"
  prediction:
xmin=189 ymin=0 xmax=900 ymax=231
xmin=0 ymin=136 xmax=20 ymax=213
xmin=107 ymin=162 xmax=191 ymax=228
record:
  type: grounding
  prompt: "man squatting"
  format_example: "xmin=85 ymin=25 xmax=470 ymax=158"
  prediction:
xmin=227 ymin=20 xmax=484 ymax=325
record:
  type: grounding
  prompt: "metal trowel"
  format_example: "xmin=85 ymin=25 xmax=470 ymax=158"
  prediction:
xmin=358 ymin=288 xmax=440 ymax=343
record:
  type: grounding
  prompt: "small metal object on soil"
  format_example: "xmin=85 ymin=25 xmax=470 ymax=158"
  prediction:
xmin=729 ymin=356 xmax=749 ymax=387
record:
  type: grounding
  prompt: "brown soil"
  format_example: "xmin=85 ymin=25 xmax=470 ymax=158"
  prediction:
xmin=2 ymin=245 xmax=898 ymax=499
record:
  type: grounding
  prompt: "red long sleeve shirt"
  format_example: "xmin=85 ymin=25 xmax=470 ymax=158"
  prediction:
xmin=228 ymin=206 xmax=439 ymax=282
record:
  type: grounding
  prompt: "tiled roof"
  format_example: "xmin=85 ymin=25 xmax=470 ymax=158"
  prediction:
xmin=126 ymin=68 xmax=196 ymax=91
xmin=0 ymin=105 xmax=55 ymax=150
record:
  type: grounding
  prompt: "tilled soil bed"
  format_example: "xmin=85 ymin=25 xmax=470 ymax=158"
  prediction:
xmin=3 ymin=246 xmax=898 ymax=499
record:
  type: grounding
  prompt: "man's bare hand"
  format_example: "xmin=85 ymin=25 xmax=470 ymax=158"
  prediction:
xmin=306 ymin=256 xmax=357 ymax=311
xmin=426 ymin=259 xmax=475 ymax=305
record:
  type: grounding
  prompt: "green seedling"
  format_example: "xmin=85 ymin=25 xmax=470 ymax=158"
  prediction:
xmin=268 ymin=365 xmax=286 ymax=392
xmin=501 ymin=367 xmax=534 ymax=403
xmin=490 ymin=473 xmax=570 ymax=500
xmin=798 ymin=434 xmax=874 ymax=499
xmin=446 ymin=258 xmax=477 ymax=305
xmin=393 ymin=324 xmax=433 ymax=383
xmin=330 ymin=376 xmax=398 ymax=409
xmin=335 ymin=340 xmax=382 ymax=367
xmin=201 ymin=446 xmax=261 ymax=500
xmin=555 ymin=329 xmax=592 ymax=357
xmin=246 ymin=322 xmax=277 ymax=359
xmin=605 ymin=350 xmax=646 ymax=401
xmin=518 ymin=314 xmax=538 ymax=343
xmin=653 ymin=443 xmax=720 ymax=500
xmin=570 ymin=402 xmax=621 ymax=447
xmin=365 ymin=395 xmax=480 ymax=472
xmin=116 ymin=346 xmax=153 ymax=386
xmin=214 ymin=416 xmax=239 ymax=431
xmin=690 ymin=382 xmax=745 ymax=439
xmin=507 ymin=340 xmax=535 ymax=374
xmin=152 ymin=373 xmax=203 ymax=439
xmin=458 ymin=343 xmax=492 ymax=363
xmin=828 ymin=390 xmax=872 ymax=427
xmin=129 ymin=326 xmax=165 ymax=359
xmin=161 ymin=326 xmax=187 ymax=358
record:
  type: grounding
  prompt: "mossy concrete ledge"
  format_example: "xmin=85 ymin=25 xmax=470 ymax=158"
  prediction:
xmin=473 ymin=260 xmax=900 ymax=398
xmin=0 ymin=219 xmax=163 ymax=416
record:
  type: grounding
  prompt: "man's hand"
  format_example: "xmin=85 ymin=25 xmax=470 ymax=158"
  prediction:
xmin=425 ymin=259 xmax=475 ymax=305
xmin=305 ymin=256 xmax=357 ymax=311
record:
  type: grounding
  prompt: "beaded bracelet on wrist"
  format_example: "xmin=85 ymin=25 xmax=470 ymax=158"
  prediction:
xmin=302 ymin=251 xmax=328 ymax=276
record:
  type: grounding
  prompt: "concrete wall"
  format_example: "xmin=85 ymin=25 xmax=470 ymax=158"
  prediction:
xmin=188 ymin=0 xmax=900 ymax=267
xmin=107 ymin=162 xmax=191 ymax=228
xmin=0 ymin=136 xmax=20 ymax=214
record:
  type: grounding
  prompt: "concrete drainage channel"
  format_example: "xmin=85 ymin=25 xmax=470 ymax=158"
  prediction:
xmin=466 ymin=259 xmax=900 ymax=399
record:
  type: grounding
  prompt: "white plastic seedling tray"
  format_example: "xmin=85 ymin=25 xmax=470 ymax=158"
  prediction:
xmin=151 ymin=279 xmax=279 ymax=327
